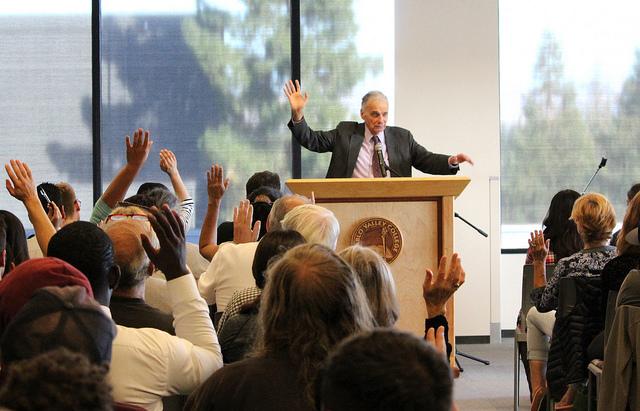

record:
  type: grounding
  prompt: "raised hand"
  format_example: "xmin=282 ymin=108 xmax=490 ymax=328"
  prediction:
xmin=233 ymin=199 xmax=260 ymax=244
xmin=528 ymin=230 xmax=549 ymax=263
xmin=126 ymin=128 xmax=153 ymax=168
xmin=448 ymin=153 xmax=474 ymax=166
xmin=159 ymin=149 xmax=178 ymax=176
xmin=207 ymin=164 xmax=229 ymax=204
xmin=141 ymin=204 xmax=189 ymax=281
xmin=423 ymin=253 xmax=466 ymax=317
xmin=283 ymin=79 xmax=309 ymax=122
xmin=426 ymin=326 xmax=447 ymax=357
xmin=5 ymin=160 xmax=38 ymax=203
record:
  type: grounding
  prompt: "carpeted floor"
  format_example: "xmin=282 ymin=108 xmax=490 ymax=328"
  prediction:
xmin=454 ymin=338 xmax=531 ymax=410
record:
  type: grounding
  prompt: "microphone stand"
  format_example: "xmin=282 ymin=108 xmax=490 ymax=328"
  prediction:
xmin=582 ymin=157 xmax=607 ymax=194
xmin=452 ymin=211 xmax=491 ymax=368
xmin=455 ymin=212 xmax=488 ymax=238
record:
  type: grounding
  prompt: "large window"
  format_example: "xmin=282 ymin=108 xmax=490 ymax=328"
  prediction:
xmin=101 ymin=1 xmax=291 ymax=238
xmin=0 ymin=2 xmax=93 ymax=229
xmin=500 ymin=0 xmax=640 ymax=247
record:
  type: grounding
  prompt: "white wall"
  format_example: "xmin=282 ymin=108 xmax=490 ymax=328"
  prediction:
xmin=395 ymin=0 xmax=501 ymax=336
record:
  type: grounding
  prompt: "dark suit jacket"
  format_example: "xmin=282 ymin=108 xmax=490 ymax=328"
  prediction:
xmin=288 ymin=118 xmax=457 ymax=178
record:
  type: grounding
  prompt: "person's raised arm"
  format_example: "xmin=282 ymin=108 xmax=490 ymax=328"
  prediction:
xmin=141 ymin=204 xmax=222 ymax=390
xmin=159 ymin=148 xmax=193 ymax=228
xmin=283 ymin=79 xmax=309 ymax=123
xmin=160 ymin=149 xmax=189 ymax=201
xmin=233 ymin=199 xmax=260 ymax=244
xmin=528 ymin=230 xmax=549 ymax=288
xmin=99 ymin=128 xmax=153 ymax=208
xmin=199 ymin=164 xmax=228 ymax=261
xmin=5 ymin=160 xmax=56 ymax=255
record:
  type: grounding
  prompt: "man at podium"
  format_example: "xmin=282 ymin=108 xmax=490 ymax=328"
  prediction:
xmin=284 ymin=80 xmax=473 ymax=178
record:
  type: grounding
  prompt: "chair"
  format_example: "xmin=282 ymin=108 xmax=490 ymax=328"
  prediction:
xmin=514 ymin=264 xmax=555 ymax=410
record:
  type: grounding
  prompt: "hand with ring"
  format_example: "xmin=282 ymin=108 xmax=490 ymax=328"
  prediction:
xmin=423 ymin=253 xmax=466 ymax=317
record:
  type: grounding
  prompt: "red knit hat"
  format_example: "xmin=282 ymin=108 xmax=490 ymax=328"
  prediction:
xmin=0 ymin=257 xmax=93 ymax=334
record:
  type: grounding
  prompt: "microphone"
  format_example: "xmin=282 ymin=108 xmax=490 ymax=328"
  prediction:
xmin=374 ymin=142 xmax=387 ymax=177
xmin=582 ymin=156 xmax=607 ymax=194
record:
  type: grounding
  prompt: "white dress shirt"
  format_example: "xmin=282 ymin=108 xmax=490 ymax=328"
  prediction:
xmin=352 ymin=127 xmax=390 ymax=178
xmin=107 ymin=274 xmax=223 ymax=411
xmin=197 ymin=241 xmax=259 ymax=312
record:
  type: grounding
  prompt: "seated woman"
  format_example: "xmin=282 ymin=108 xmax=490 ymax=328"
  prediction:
xmin=339 ymin=245 xmax=399 ymax=327
xmin=525 ymin=189 xmax=583 ymax=265
xmin=519 ymin=190 xmax=583 ymax=396
xmin=527 ymin=193 xmax=617 ymax=411
xmin=185 ymin=244 xmax=375 ymax=411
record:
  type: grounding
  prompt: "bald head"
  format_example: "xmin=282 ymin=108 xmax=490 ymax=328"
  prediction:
xmin=103 ymin=220 xmax=156 ymax=290
xmin=267 ymin=194 xmax=311 ymax=232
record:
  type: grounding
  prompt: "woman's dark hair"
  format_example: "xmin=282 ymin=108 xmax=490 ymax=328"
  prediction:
xmin=542 ymin=190 xmax=583 ymax=260
xmin=252 ymin=230 xmax=306 ymax=289
xmin=0 ymin=211 xmax=29 ymax=273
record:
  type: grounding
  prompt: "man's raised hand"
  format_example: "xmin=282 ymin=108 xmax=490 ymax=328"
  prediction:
xmin=283 ymin=79 xmax=308 ymax=122
xmin=126 ymin=128 xmax=153 ymax=169
xmin=141 ymin=205 xmax=189 ymax=281
xmin=207 ymin=164 xmax=229 ymax=205
xmin=233 ymin=199 xmax=260 ymax=244
xmin=5 ymin=160 xmax=38 ymax=204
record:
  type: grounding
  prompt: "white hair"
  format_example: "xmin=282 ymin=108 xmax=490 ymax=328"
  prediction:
xmin=281 ymin=204 xmax=340 ymax=250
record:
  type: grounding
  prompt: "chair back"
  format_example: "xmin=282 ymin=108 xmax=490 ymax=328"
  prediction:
xmin=604 ymin=289 xmax=619 ymax=345
xmin=521 ymin=264 xmax=556 ymax=314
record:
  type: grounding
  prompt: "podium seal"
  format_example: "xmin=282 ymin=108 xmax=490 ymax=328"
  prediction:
xmin=350 ymin=217 xmax=403 ymax=263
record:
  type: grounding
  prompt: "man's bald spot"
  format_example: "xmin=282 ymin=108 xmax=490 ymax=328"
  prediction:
xmin=103 ymin=220 xmax=153 ymax=268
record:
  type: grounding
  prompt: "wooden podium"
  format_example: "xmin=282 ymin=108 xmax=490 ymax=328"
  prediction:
xmin=286 ymin=177 xmax=470 ymax=345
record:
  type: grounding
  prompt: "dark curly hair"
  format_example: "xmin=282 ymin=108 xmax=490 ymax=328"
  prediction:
xmin=0 ymin=347 xmax=113 ymax=411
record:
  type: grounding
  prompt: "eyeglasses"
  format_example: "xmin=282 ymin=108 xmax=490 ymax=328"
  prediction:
xmin=105 ymin=213 xmax=149 ymax=223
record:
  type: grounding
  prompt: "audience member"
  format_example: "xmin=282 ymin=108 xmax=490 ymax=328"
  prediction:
xmin=217 ymin=230 xmax=306 ymax=362
xmin=198 ymin=185 xmax=310 ymax=317
xmin=186 ymin=243 xmax=374 ymax=411
xmin=0 ymin=286 xmax=115 ymax=367
xmin=217 ymin=185 xmax=282 ymax=244
xmin=0 ymin=258 xmax=94 ymax=334
xmin=89 ymin=129 xmax=153 ymax=225
xmin=525 ymin=189 xmax=583 ymax=264
xmin=320 ymin=329 xmax=453 ymax=411
xmin=56 ymin=181 xmax=82 ymax=227
xmin=527 ymin=192 xmax=617 ymax=410
xmin=245 ymin=170 xmax=280 ymax=196
xmin=281 ymin=204 xmax=340 ymax=249
xmin=0 ymin=210 xmax=28 ymax=276
xmin=43 ymin=209 xmax=223 ymax=411
xmin=338 ymin=245 xmax=399 ymax=327
xmin=610 ymin=182 xmax=640 ymax=245
xmin=103 ymin=218 xmax=174 ymax=334
xmin=0 ymin=347 xmax=113 ymax=411
xmin=26 ymin=182 xmax=64 ymax=258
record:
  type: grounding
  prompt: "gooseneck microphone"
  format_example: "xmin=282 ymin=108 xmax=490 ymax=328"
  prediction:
xmin=374 ymin=142 xmax=387 ymax=177
xmin=582 ymin=156 xmax=607 ymax=194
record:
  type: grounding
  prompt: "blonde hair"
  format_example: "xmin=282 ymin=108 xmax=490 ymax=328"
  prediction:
xmin=339 ymin=245 xmax=399 ymax=327
xmin=255 ymin=243 xmax=374 ymax=408
xmin=56 ymin=182 xmax=77 ymax=218
xmin=571 ymin=193 xmax=616 ymax=244
xmin=617 ymin=192 xmax=640 ymax=255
